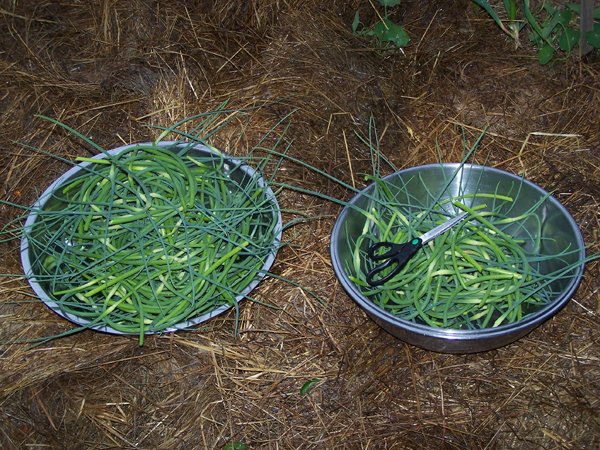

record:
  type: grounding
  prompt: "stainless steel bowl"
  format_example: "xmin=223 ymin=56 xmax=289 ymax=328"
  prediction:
xmin=330 ymin=164 xmax=585 ymax=353
xmin=20 ymin=141 xmax=282 ymax=336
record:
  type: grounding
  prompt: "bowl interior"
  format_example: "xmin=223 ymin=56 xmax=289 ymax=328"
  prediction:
xmin=331 ymin=164 xmax=584 ymax=332
xmin=21 ymin=141 xmax=282 ymax=335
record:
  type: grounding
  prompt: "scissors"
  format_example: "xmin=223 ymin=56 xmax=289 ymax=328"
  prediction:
xmin=365 ymin=211 xmax=469 ymax=286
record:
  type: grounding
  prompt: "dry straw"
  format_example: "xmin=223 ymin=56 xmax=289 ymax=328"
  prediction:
xmin=1 ymin=1 xmax=599 ymax=449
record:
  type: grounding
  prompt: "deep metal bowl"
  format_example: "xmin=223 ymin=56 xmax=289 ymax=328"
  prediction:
xmin=330 ymin=164 xmax=585 ymax=353
xmin=20 ymin=141 xmax=282 ymax=336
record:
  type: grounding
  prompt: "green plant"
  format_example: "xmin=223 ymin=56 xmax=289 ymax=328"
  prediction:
xmin=472 ymin=0 xmax=600 ymax=64
xmin=1 ymin=107 xmax=298 ymax=346
xmin=352 ymin=0 xmax=410 ymax=48
xmin=263 ymin=120 xmax=599 ymax=331
xmin=21 ymin=136 xmax=281 ymax=346
xmin=300 ymin=378 xmax=321 ymax=395
xmin=347 ymin=187 xmax=584 ymax=329
xmin=474 ymin=0 xmax=527 ymax=42
xmin=222 ymin=442 xmax=248 ymax=450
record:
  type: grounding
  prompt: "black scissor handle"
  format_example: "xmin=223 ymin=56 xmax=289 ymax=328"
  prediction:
xmin=366 ymin=238 xmax=423 ymax=286
xmin=367 ymin=241 xmax=404 ymax=260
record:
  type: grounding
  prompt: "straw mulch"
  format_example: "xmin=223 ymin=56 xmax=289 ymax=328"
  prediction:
xmin=1 ymin=1 xmax=599 ymax=449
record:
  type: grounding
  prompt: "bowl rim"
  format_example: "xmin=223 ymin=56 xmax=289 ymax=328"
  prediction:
xmin=330 ymin=163 xmax=586 ymax=341
xmin=20 ymin=141 xmax=283 ymax=335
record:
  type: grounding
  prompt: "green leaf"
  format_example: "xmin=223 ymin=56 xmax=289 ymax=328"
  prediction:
xmin=352 ymin=10 xmax=361 ymax=34
xmin=524 ymin=0 xmax=550 ymax=46
xmin=540 ymin=15 xmax=559 ymax=39
xmin=223 ymin=442 xmax=248 ymax=450
xmin=539 ymin=7 xmax=571 ymax=39
xmin=556 ymin=9 xmax=573 ymax=26
xmin=566 ymin=3 xmax=580 ymax=14
xmin=529 ymin=31 xmax=542 ymax=44
xmin=586 ymin=22 xmax=600 ymax=48
xmin=543 ymin=2 xmax=556 ymax=15
xmin=366 ymin=18 xmax=410 ymax=47
xmin=300 ymin=378 xmax=321 ymax=396
xmin=537 ymin=44 xmax=554 ymax=64
xmin=378 ymin=0 xmax=401 ymax=6
xmin=503 ymin=0 xmax=517 ymax=21
xmin=508 ymin=21 xmax=525 ymax=35
xmin=558 ymin=27 xmax=579 ymax=51
xmin=472 ymin=0 xmax=512 ymax=37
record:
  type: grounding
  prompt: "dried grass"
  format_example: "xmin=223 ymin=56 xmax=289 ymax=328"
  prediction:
xmin=1 ymin=0 xmax=600 ymax=449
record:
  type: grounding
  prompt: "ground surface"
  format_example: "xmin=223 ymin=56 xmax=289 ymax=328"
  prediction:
xmin=1 ymin=1 xmax=599 ymax=449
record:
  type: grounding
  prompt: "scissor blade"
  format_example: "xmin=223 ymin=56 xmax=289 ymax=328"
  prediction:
xmin=419 ymin=211 xmax=469 ymax=244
